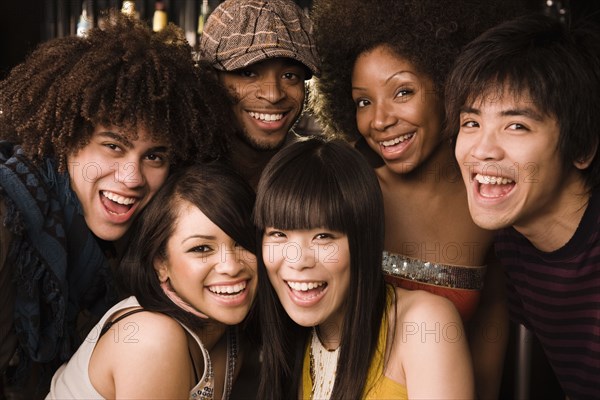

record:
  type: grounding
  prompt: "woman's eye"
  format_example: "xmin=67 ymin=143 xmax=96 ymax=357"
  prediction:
xmin=190 ymin=245 xmax=211 ymax=253
xmin=314 ymin=233 xmax=333 ymax=241
xmin=265 ymin=229 xmax=289 ymax=241
xmin=356 ymin=99 xmax=370 ymax=108
xmin=396 ymin=89 xmax=413 ymax=98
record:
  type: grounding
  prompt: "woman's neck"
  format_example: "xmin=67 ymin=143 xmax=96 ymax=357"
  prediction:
xmin=195 ymin=320 xmax=227 ymax=351
xmin=316 ymin=324 xmax=341 ymax=351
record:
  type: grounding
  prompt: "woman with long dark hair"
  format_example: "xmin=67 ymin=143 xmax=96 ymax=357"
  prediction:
xmin=255 ymin=137 xmax=473 ymax=399
xmin=48 ymin=164 xmax=257 ymax=399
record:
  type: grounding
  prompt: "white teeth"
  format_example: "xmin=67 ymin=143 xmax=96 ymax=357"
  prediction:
xmin=287 ymin=281 xmax=325 ymax=291
xmin=380 ymin=132 xmax=415 ymax=147
xmin=248 ymin=111 xmax=284 ymax=122
xmin=208 ymin=282 xmax=247 ymax=294
xmin=102 ymin=191 xmax=136 ymax=205
xmin=475 ymin=174 xmax=514 ymax=185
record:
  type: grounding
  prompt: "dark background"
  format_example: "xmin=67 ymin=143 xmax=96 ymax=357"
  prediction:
xmin=2 ymin=1 xmax=599 ymax=79
xmin=0 ymin=0 xmax=314 ymax=79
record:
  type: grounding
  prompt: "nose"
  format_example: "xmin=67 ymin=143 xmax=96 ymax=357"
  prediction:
xmin=114 ymin=159 xmax=146 ymax=188
xmin=469 ymin=129 xmax=503 ymax=161
xmin=214 ymin=245 xmax=245 ymax=276
xmin=370 ymin=100 xmax=397 ymax=131
xmin=256 ymin=76 xmax=286 ymax=104
xmin=285 ymin=242 xmax=317 ymax=271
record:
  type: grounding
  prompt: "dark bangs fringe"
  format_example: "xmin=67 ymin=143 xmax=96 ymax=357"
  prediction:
xmin=255 ymin=156 xmax=347 ymax=233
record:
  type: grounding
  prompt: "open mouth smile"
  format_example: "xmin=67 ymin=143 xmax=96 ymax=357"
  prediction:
xmin=101 ymin=190 xmax=137 ymax=215
xmin=286 ymin=280 xmax=328 ymax=302
xmin=379 ymin=131 xmax=416 ymax=147
xmin=474 ymin=173 xmax=516 ymax=198
xmin=248 ymin=111 xmax=285 ymax=122
xmin=208 ymin=281 xmax=247 ymax=296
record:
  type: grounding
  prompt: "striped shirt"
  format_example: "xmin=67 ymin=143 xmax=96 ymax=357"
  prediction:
xmin=495 ymin=187 xmax=600 ymax=399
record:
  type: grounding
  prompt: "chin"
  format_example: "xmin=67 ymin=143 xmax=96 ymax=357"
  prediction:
xmin=471 ymin=213 xmax=512 ymax=231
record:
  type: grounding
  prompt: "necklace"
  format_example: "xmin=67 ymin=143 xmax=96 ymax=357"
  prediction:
xmin=191 ymin=326 xmax=238 ymax=400
xmin=309 ymin=327 xmax=340 ymax=400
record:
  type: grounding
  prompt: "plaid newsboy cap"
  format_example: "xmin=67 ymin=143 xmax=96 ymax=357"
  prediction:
xmin=198 ymin=0 xmax=320 ymax=78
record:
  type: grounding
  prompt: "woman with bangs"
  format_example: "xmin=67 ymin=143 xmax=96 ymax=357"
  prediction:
xmin=254 ymin=136 xmax=474 ymax=399
xmin=48 ymin=164 xmax=258 ymax=399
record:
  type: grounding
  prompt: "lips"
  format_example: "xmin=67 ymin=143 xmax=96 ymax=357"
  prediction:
xmin=208 ymin=281 xmax=247 ymax=296
xmin=380 ymin=131 xmax=415 ymax=148
xmin=100 ymin=190 xmax=136 ymax=215
xmin=474 ymin=173 xmax=515 ymax=198
xmin=286 ymin=280 xmax=327 ymax=302
xmin=377 ymin=131 xmax=416 ymax=158
xmin=248 ymin=111 xmax=284 ymax=122
xmin=206 ymin=280 xmax=251 ymax=307
xmin=243 ymin=110 xmax=291 ymax=136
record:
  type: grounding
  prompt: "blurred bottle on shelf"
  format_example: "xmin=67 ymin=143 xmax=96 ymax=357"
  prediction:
xmin=198 ymin=0 xmax=211 ymax=35
xmin=153 ymin=0 xmax=168 ymax=32
xmin=121 ymin=1 xmax=139 ymax=19
xmin=76 ymin=1 xmax=92 ymax=38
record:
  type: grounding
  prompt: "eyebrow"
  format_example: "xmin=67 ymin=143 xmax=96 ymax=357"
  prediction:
xmin=98 ymin=131 xmax=133 ymax=148
xmin=181 ymin=234 xmax=217 ymax=245
xmin=500 ymin=108 xmax=544 ymax=121
xmin=98 ymin=131 xmax=169 ymax=153
xmin=460 ymin=106 xmax=544 ymax=121
xmin=352 ymin=70 xmax=416 ymax=91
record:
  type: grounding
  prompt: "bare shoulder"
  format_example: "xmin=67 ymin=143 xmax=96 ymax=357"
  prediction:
xmin=393 ymin=287 xmax=464 ymax=328
xmin=98 ymin=309 xmax=189 ymax=353
xmin=90 ymin=309 xmax=193 ymax=397
xmin=388 ymin=287 xmax=475 ymax=398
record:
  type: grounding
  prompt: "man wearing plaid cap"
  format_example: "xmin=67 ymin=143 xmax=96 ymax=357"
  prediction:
xmin=199 ymin=0 xmax=320 ymax=189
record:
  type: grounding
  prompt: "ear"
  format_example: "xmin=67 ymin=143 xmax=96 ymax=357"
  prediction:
xmin=154 ymin=257 xmax=170 ymax=283
xmin=574 ymin=142 xmax=598 ymax=170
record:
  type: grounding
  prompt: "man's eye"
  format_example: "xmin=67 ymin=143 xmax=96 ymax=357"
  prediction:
xmin=104 ymin=143 xmax=121 ymax=151
xmin=239 ymin=70 xmax=256 ymax=78
xmin=462 ymin=121 xmax=479 ymax=128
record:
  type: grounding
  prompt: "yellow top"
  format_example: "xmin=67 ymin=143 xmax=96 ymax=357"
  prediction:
xmin=301 ymin=290 xmax=408 ymax=399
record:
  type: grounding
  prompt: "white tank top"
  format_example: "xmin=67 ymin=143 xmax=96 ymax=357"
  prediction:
xmin=46 ymin=296 xmax=236 ymax=399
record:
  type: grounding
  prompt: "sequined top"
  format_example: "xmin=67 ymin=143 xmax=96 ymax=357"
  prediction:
xmin=301 ymin=288 xmax=408 ymax=399
xmin=48 ymin=296 xmax=238 ymax=400
xmin=382 ymin=251 xmax=486 ymax=321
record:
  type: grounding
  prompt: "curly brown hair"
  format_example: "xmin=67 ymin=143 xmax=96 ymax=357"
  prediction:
xmin=311 ymin=0 xmax=531 ymax=140
xmin=0 ymin=15 xmax=234 ymax=171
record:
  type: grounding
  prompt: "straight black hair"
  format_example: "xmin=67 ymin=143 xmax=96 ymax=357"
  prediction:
xmin=254 ymin=136 xmax=387 ymax=399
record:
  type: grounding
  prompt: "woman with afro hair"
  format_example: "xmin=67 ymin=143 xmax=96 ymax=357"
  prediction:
xmin=0 ymin=14 xmax=235 ymax=396
xmin=311 ymin=0 xmax=531 ymax=397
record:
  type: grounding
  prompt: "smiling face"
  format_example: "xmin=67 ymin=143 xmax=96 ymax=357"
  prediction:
xmin=156 ymin=201 xmax=257 ymax=325
xmin=351 ymin=45 xmax=444 ymax=174
xmin=218 ymin=58 xmax=307 ymax=151
xmin=262 ymin=227 xmax=350 ymax=339
xmin=67 ymin=125 xmax=170 ymax=242
xmin=455 ymin=91 xmax=587 ymax=232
